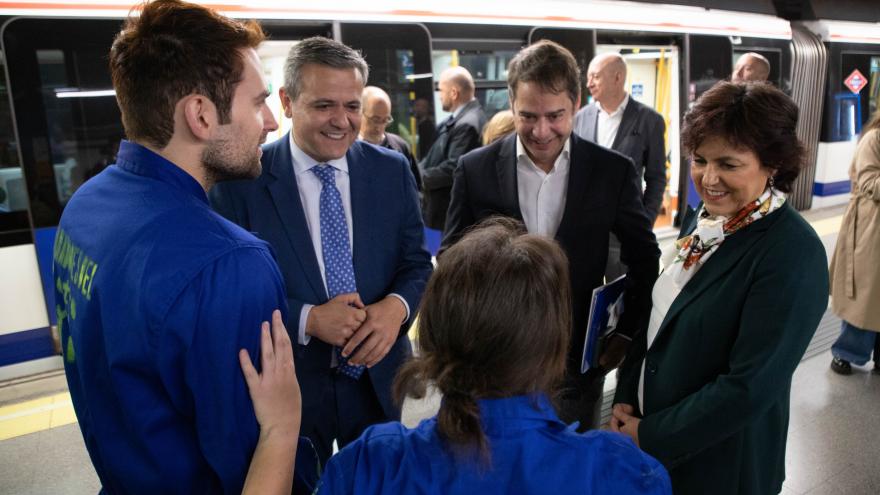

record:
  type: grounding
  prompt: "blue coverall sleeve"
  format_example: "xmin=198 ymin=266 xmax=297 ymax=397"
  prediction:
xmin=161 ymin=246 xmax=289 ymax=493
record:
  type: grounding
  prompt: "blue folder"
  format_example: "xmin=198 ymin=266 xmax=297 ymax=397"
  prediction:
xmin=581 ymin=275 xmax=626 ymax=373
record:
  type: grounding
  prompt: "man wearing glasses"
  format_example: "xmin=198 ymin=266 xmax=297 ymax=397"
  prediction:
xmin=359 ymin=86 xmax=421 ymax=190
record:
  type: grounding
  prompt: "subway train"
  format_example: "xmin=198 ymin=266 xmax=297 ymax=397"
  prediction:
xmin=0 ymin=0 xmax=878 ymax=379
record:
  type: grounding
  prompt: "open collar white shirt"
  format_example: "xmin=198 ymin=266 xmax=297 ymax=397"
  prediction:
xmin=515 ymin=136 xmax=571 ymax=238
xmin=596 ymin=93 xmax=630 ymax=149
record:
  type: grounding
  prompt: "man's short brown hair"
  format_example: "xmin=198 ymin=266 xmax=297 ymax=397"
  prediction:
xmin=507 ymin=40 xmax=580 ymax=105
xmin=109 ymin=0 xmax=265 ymax=148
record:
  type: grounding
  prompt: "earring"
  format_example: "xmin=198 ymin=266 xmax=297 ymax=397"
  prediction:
xmin=769 ymin=176 xmax=775 ymax=188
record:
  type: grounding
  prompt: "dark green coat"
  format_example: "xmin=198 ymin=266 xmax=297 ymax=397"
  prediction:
xmin=615 ymin=202 xmax=829 ymax=495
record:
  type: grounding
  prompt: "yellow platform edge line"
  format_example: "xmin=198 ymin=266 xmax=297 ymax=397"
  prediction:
xmin=0 ymin=392 xmax=75 ymax=441
xmin=810 ymin=215 xmax=844 ymax=238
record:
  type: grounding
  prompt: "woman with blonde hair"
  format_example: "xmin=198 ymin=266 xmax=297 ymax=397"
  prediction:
xmin=481 ymin=109 xmax=515 ymax=145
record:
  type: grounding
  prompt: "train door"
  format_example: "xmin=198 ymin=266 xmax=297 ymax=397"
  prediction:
xmin=595 ymin=43 xmax=680 ymax=232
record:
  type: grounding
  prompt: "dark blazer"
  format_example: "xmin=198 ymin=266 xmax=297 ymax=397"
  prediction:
xmin=419 ymin=99 xmax=487 ymax=230
xmin=210 ymin=135 xmax=433 ymax=420
xmin=574 ymin=99 xmax=667 ymax=221
xmin=379 ymin=132 xmax=421 ymax=191
xmin=442 ymin=132 xmax=659 ymax=370
xmin=614 ymin=203 xmax=829 ymax=495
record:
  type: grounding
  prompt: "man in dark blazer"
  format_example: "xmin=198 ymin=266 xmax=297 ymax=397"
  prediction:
xmin=574 ymin=53 xmax=667 ymax=281
xmin=442 ymin=40 xmax=659 ymax=430
xmin=210 ymin=38 xmax=432 ymax=466
xmin=419 ymin=66 xmax=487 ymax=230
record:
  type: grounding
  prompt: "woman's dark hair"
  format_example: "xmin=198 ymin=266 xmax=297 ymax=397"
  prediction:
xmin=393 ymin=217 xmax=571 ymax=461
xmin=681 ymin=81 xmax=805 ymax=192
xmin=109 ymin=0 xmax=265 ymax=148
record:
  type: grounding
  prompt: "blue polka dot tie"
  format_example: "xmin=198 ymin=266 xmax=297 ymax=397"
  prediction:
xmin=311 ymin=164 xmax=365 ymax=379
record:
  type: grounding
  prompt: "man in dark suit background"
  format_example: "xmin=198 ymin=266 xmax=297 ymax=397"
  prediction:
xmin=442 ymin=40 xmax=659 ymax=430
xmin=574 ymin=53 xmax=667 ymax=281
xmin=359 ymin=86 xmax=422 ymax=190
xmin=419 ymin=66 xmax=487 ymax=230
xmin=210 ymin=37 xmax=432 ymax=465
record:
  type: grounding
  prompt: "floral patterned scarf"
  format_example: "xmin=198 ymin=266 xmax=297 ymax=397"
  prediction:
xmin=665 ymin=187 xmax=785 ymax=286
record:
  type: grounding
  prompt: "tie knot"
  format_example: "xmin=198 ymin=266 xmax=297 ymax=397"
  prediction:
xmin=311 ymin=164 xmax=336 ymax=186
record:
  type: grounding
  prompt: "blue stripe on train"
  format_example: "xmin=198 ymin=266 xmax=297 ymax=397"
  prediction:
xmin=813 ymin=181 xmax=851 ymax=197
xmin=34 ymin=226 xmax=58 ymax=327
xmin=424 ymin=227 xmax=441 ymax=257
xmin=0 ymin=327 xmax=54 ymax=367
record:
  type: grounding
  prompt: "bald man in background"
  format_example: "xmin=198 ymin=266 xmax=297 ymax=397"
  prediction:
xmin=574 ymin=53 xmax=666 ymax=281
xmin=419 ymin=66 xmax=487 ymax=231
xmin=732 ymin=52 xmax=771 ymax=82
xmin=359 ymin=86 xmax=421 ymax=190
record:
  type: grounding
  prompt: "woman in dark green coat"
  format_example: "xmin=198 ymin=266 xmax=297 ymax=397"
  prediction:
xmin=611 ymin=81 xmax=829 ymax=495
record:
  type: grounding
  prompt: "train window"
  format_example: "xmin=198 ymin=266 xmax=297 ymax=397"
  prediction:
xmin=688 ymin=35 xmax=733 ymax=103
xmin=0 ymin=51 xmax=31 ymax=246
xmin=733 ymin=49 xmax=782 ymax=88
xmin=341 ymin=23 xmax=434 ymax=157
xmin=431 ymin=49 xmax=517 ymax=120
xmin=833 ymin=52 xmax=880 ymax=140
xmin=4 ymin=18 xmax=125 ymax=230
xmin=36 ymin=49 xmax=122 ymax=206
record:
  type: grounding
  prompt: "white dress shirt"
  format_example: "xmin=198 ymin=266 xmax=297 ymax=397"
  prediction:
xmin=289 ymin=134 xmax=409 ymax=345
xmin=515 ymin=136 xmax=571 ymax=237
xmin=638 ymin=243 xmax=684 ymax=412
xmin=596 ymin=93 xmax=630 ymax=149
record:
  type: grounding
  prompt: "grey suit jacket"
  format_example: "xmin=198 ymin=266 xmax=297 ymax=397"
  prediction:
xmin=574 ymin=98 xmax=666 ymax=221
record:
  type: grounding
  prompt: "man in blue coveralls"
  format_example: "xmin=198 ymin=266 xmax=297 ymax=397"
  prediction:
xmin=52 ymin=1 xmax=289 ymax=492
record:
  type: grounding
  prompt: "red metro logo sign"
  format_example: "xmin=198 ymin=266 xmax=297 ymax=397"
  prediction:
xmin=844 ymin=69 xmax=868 ymax=94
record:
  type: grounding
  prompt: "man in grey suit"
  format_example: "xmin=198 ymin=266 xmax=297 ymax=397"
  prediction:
xmin=419 ymin=67 xmax=487 ymax=230
xmin=574 ymin=53 xmax=666 ymax=281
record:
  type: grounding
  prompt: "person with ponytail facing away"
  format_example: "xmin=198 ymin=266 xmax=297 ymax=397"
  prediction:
xmin=313 ymin=218 xmax=670 ymax=494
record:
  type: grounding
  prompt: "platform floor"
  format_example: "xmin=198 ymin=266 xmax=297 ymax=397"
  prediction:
xmin=2 ymin=204 xmax=879 ymax=494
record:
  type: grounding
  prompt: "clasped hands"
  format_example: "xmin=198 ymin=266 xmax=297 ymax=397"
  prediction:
xmin=610 ymin=403 xmax=641 ymax=447
xmin=306 ymin=293 xmax=406 ymax=368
